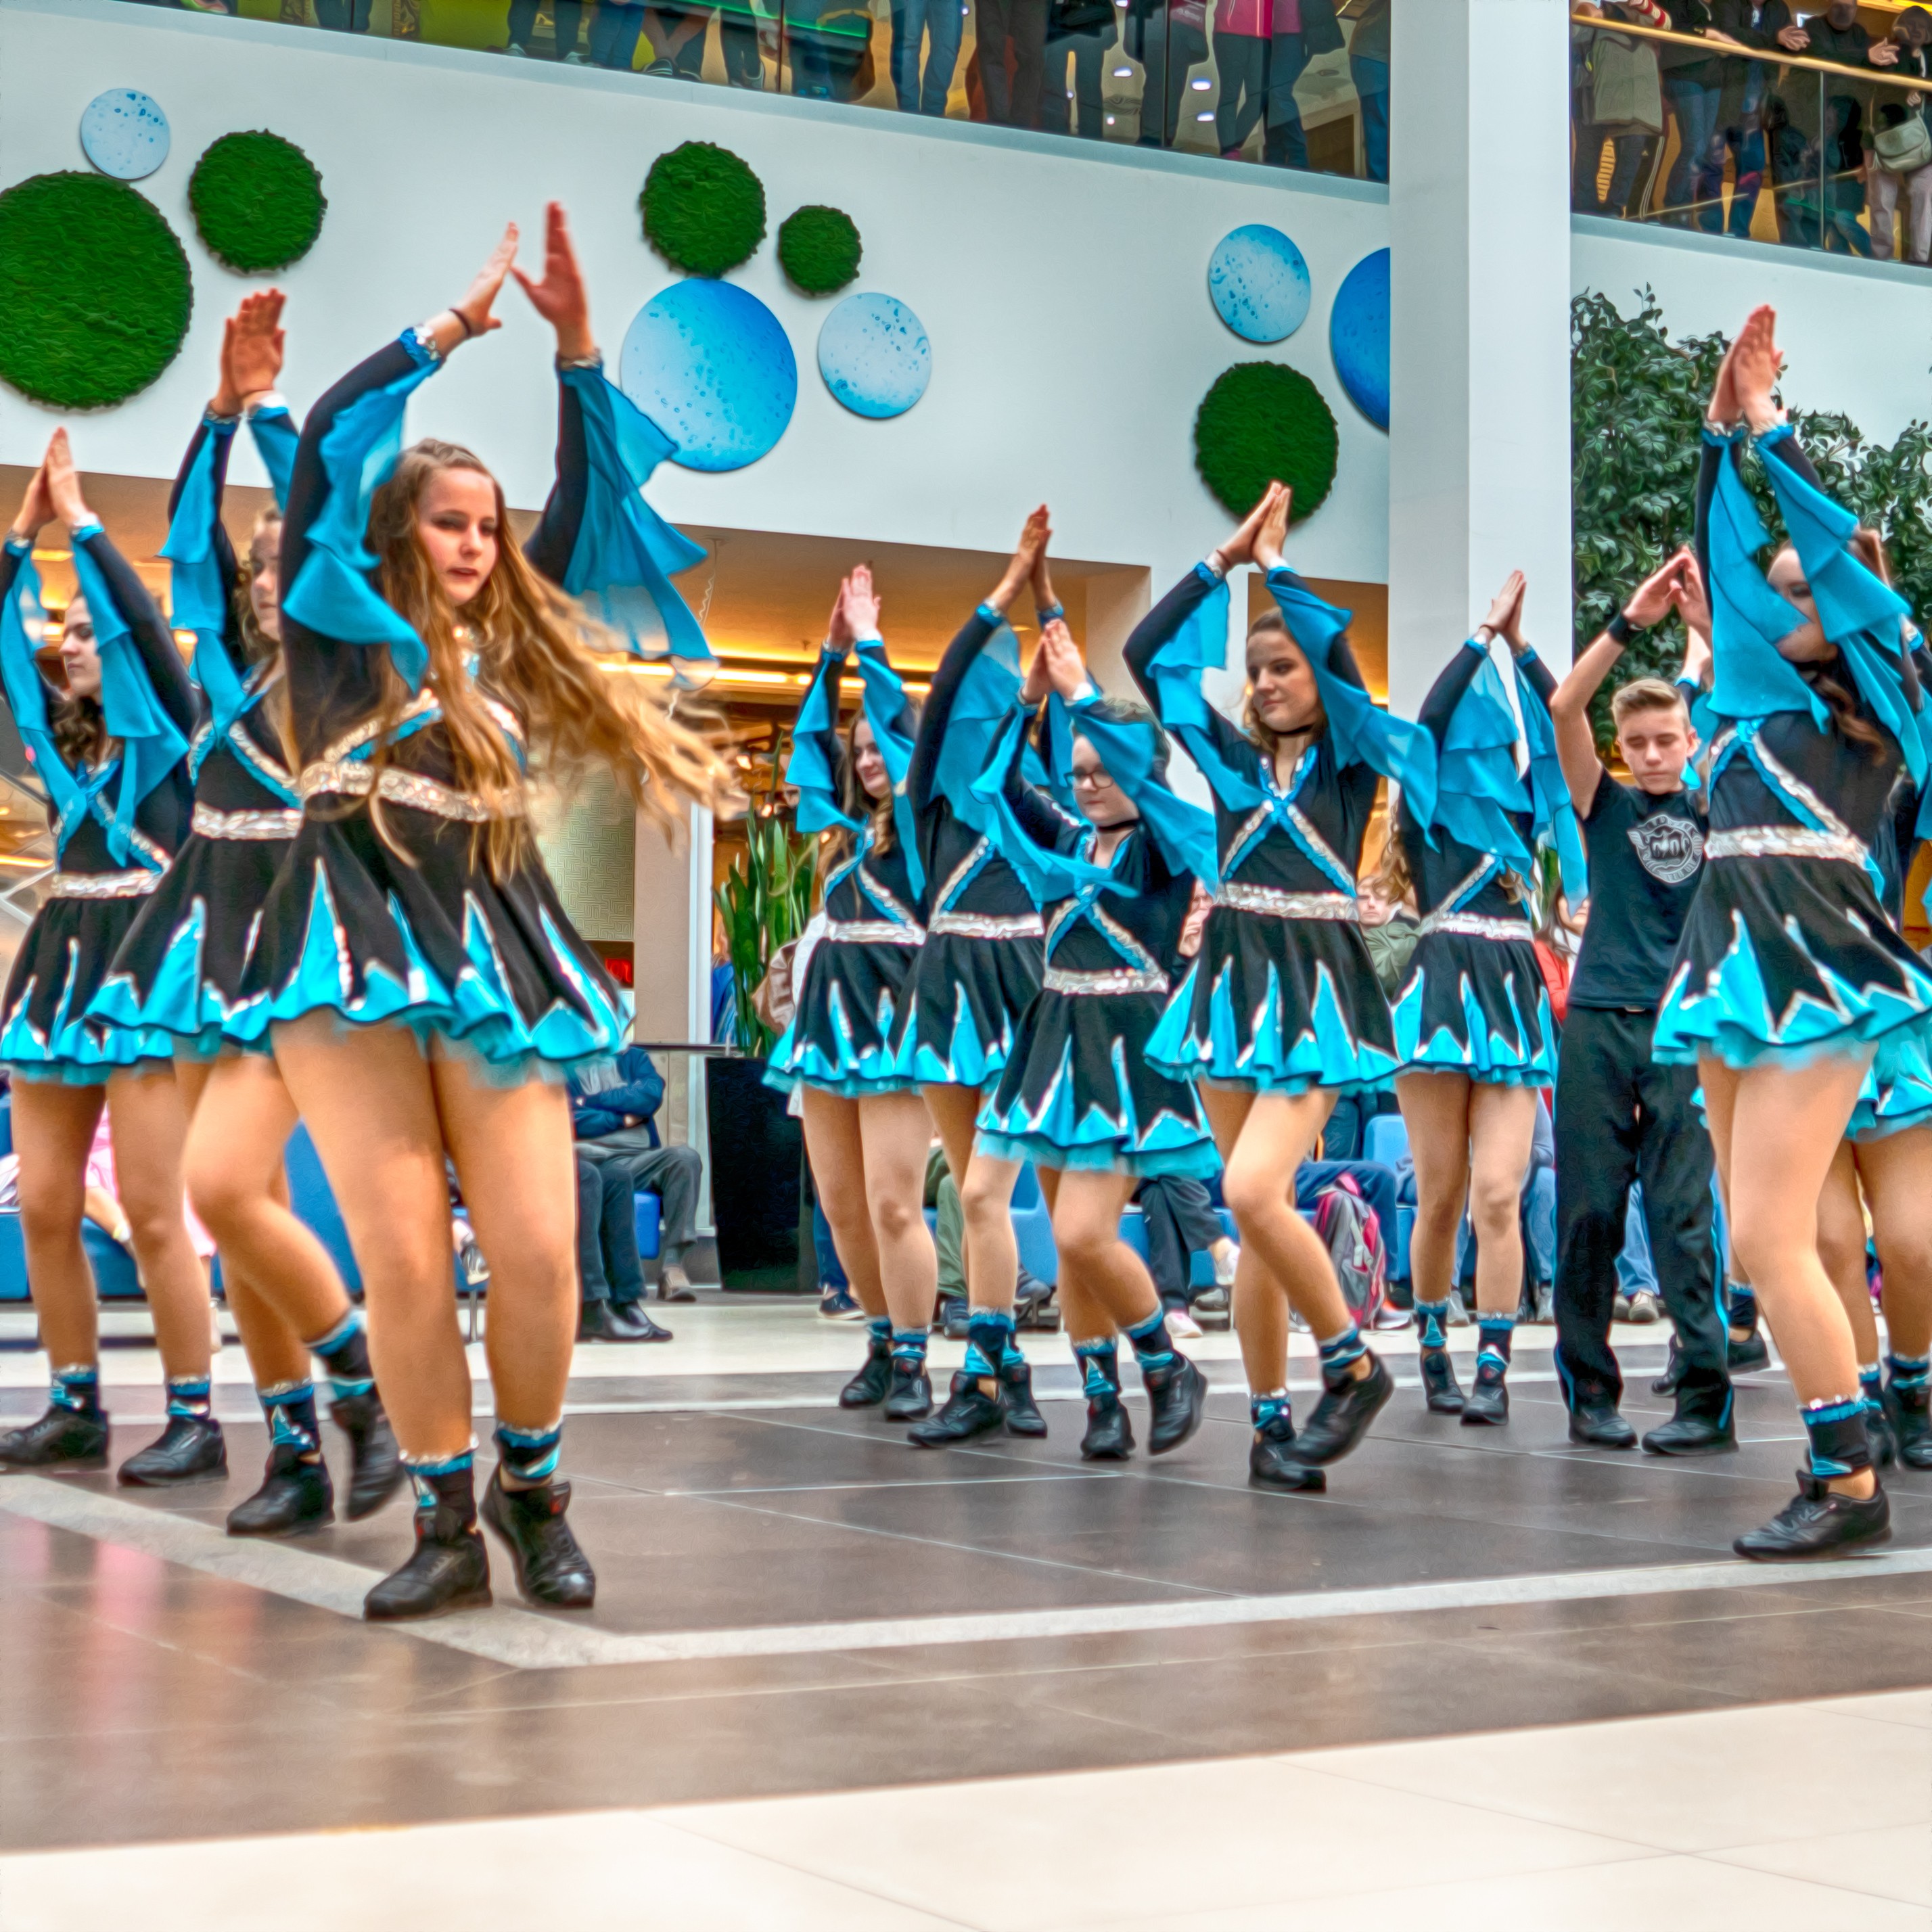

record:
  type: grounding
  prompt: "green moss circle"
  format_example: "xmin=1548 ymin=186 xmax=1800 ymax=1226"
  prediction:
xmin=777 ymin=206 xmax=862 ymax=296
xmin=640 ymin=142 xmax=766 ymax=277
xmin=0 ymin=173 xmax=192 ymax=409
xmin=189 ymin=131 xmax=327 ymax=273
xmin=1193 ymin=361 xmax=1339 ymax=521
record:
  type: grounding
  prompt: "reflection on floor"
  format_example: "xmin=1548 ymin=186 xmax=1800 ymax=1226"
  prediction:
xmin=1 ymin=1301 xmax=1927 ymax=1928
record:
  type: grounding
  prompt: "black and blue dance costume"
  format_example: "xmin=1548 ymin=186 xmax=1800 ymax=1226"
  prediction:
xmin=765 ymin=630 xmax=926 ymax=1099
xmin=894 ymin=603 xmax=1050 ymax=1089
xmin=89 ymin=400 xmax=302 ymax=1055
xmin=0 ymin=524 xmax=191 ymax=1081
xmin=1128 ymin=559 xmax=1435 ymax=1095
xmin=1658 ymin=417 xmax=1932 ymax=1504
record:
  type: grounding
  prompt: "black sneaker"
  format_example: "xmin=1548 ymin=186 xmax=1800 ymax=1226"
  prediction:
xmin=227 ymin=1443 xmax=335 ymax=1538
xmin=1864 ymin=1402 xmax=1900 ymax=1471
xmin=999 ymin=1358 xmax=1049 ymax=1438
xmin=839 ymin=1333 xmax=894 ymax=1408
xmin=117 ymin=1414 xmax=227 ymax=1487
xmin=1249 ymin=1414 xmax=1325 ymax=1492
xmin=1460 ymin=1362 xmax=1509 ymax=1427
xmin=0 ymin=1404 xmax=110 ymax=1472
xmin=1734 ymin=1473 xmax=1891 ymax=1562
xmin=882 ymin=1360 xmax=933 ymax=1421
xmin=908 ymin=1371 xmax=1003 ymax=1447
xmin=1568 ymin=1400 xmax=1637 ymax=1449
xmin=940 ymin=1296 xmax=970 ymax=1341
xmin=329 ymin=1392 xmax=407 ymax=1519
xmin=1295 ymin=1354 xmax=1393 ymax=1465
xmin=1889 ymin=1379 xmax=1932 ymax=1470
xmin=1142 ymin=1355 xmax=1207 ymax=1455
xmin=1642 ymin=1405 xmax=1737 ymax=1455
xmin=480 ymin=1470 xmax=596 ymax=1609
xmin=1728 ymin=1327 xmax=1771 ymax=1373
xmin=1419 ymin=1349 xmax=1465 ymax=1414
xmin=365 ymin=1503 xmax=492 ymax=1621
xmin=1080 ymin=1393 xmax=1134 ymax=1460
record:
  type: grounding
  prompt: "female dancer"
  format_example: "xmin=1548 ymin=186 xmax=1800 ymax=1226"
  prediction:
xmin=1656 ymin=304 xmax=1932 ymax=1558
xmin=229 ymin=207 xmax=733 ymax=1618
xmin=1129 ymin=482 xmax=1435 ymax=1490
xmin=900 ymin=511 xmax=1062 ymax=1444
xmin=91 ymin=294 xmax=403 ymax=1536
xmin=766 ymin=568 xmax=940 ymax=1421
xmin=965 ymin=619 xmax=1217 ymax=1458
xmin=0 ymin=432 xmax=223 ymax=1484
xmin=1386 ymin=570 xmax=1572 ymax=1427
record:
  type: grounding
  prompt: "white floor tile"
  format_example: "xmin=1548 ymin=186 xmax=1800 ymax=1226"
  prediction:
xmin=1706 ymin=1822 xmax=1932 ymax=1910
xmin=1810 ymin=1688 xmax=1932 ymax=1732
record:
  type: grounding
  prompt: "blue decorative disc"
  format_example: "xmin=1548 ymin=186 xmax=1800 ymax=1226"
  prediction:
xmin=816 ymin=294 xmax=931 ymax=420
xmin=79 ymin=90 xmax=170 ymax=181
xmin=619 ymin=279 xmax=798 ymax=473
xmin=1330 ymin=248 xmax=1390 ymax=430
xmin=1208 ymin=225 xmax=1311 ymax=344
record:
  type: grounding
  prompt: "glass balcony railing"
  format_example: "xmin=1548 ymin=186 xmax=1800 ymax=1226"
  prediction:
xmin=120 ymin=0 xmax=1390 ymax=179
xmin=1571 ymin=8 xmax=1932 ymax=269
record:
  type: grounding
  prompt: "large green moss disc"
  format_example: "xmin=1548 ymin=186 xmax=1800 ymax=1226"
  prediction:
xmin=1193 ymin=361 xmax=1339 ymax=520
xmin=640 ymin=142 xmax=766 ymax=277
xmin=777 ymin=206 xmax=862 ymax=296
xmin=189 ymin=131 xmax=327 ymax=273
xmin=0 ymin=172 xmax=192 ymax=408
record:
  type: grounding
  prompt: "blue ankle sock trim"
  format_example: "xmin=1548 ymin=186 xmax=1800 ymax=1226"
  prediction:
xmin=1073 ymin=1339 xmax=1118 ymax=1398
xmin=1250 ymin=1389 xmax=1291 ymax=1430
xmin=405 ymin=1447 xmax=474 ymax=1477
xmin=50 ymin=1366 xmax=100 ymax=1414
xmin=260 ymin=1379 xmax=319 ymax=1452
xmin=1318 ymin=1322 xmax=1365 ymax=1367
xmin=495 ymin=1421 xmax=562 ymax=1484
xmin=1414 ymin=1300 xmax=1449 ymax=1350
xmin=1477 ymin=1316 xmax=1515 ymax=1368
xmin=306 ymin=1307 xmax=363 ymax=1357
xmin=1801 ymin=1396 xmax=1872 ymax=1479
xmin=1001 ymin=1339 xmax=1027 ymax=1371
xmin=963 ymin=1308 xmax=1015 ymax=1378
xmin=1859 ymin=1363 xmax=1884 ymax=1412
xmin=166 ymin=1375 xmax=212 ymax=1419
xmin=891 ymin=1327 xmax=929 ymax=1364
xmin=1888 ymin=1352 xmax=1931 ymax=1392
xmin=1124 ymin=1308 xmax=1174 ymax=1370
xmin=867 ymin=1315 xmax=892 ymax=1345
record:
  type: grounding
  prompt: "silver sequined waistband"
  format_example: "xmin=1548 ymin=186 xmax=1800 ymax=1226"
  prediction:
xmin=48 ymin=869 xmax=160 ymax=900
xmin=1044 ymin=963 xmax=1170 ymax=997
xmin=929 ymin=910 xmax=1044 ymax=941
xmin=1417 ymin=909 xmax=1534 ymax=944
xmin=1705 ymin=826 xmax=1869 ymax=866
xmin=193 ymin=804 xmax=304 ymax=842
xmin=1216 ymin=883 xmax=1359 ymax=923
xmin=824 ymin=919 xmax=927 ymax=946
xmin=298 ymin=761 xmax=517 ymax=824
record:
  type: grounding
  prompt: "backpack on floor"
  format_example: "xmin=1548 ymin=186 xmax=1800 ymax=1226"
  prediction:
xmin=1312 ymin=1172 xmax=1392 ymax=1331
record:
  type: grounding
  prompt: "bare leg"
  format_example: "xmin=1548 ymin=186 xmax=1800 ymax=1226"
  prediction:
xmin=1397 ymin=1071 xmax=1471 ymax=1310
xmin=1818 ymin=1142 xmax=1881 ymax=1364
xmin=105 ymin=1065 xmax=212 ymax=1382
xmin=925 ymin=1081 xmax=1017 ymax=1312
xmin=12 ymin=1082 xmax=106 ymax=1370
xmin=1858 ymin=1128 xmax=1932 ymax=1359
xmin=1466 ymin=1084 xmax=1537 ymax=1319
xmin=856 ymin=1091 xmax=940 ymax=1331
xmin=1050 ymin=1169 xmax=1157 ymax=1331
xmin=958 ymin=1153 xmax=1023 ymax=1396
xmin=802 ymin=1089 xmax=884 ymax=1318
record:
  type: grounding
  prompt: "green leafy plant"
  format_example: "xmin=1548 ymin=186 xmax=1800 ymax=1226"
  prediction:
xmin=189 ymin=131 xmax=327 ymax=273
xmin=1194 ymin=362 xmax=1338 ymax=521
xmin=0 ymin=172 xmax=192 ymax=409
xmin=777 ymin=205 xmax=862 ymax=296
xmin=714 ymin=804 xmax=818 ymax=1059
xmin=641 ymin=143 xmax=766 ymax=277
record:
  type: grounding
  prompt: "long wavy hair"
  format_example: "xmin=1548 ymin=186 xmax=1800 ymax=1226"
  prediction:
xmin=45 ymin=599 xmax=110 ymax=773
xmin=819 ymin=708 xmax=900 ymax=881
xmin=362 ymin=440 xmax=735 ymax=873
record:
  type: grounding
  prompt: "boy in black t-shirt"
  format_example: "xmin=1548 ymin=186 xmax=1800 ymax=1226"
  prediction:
xmin=1549 ymin=551 xmax=1735 ymax=1454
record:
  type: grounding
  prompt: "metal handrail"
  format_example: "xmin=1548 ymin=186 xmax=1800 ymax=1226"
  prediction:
xmin=1569 ymin=11 xmax=1932 ymax=94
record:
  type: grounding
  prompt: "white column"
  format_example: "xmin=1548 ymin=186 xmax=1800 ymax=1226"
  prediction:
xmin=1386 ymin=0 xmax=1575 ymax=716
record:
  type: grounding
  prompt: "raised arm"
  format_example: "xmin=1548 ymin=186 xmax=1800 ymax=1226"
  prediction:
xmin=512 ymin=205 xmax=597 ymax=585
xmin=1416 ymin=575 xmax=1525 ymax=752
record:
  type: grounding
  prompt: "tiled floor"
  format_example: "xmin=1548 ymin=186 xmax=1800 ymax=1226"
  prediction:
xmin=1 ymin=1301 xmax=1928 ymax=1927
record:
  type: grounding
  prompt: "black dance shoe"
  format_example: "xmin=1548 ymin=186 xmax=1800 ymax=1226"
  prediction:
xmin=882 ymin=1360 xmax=934 ymax=1421
xmin=1567 ymin=1400 xmax=1637 ymax=1449
xmin=1080 ymin=1393 xmax=1134 ymax=1460
xmin=908 ymin=1371 xmax=1004 ymax=1447
xmin=1889 ymin=1381 xmax=1932 ymax=1470
xmin=0 ymin=1404 xmax=110 ymax=1472
xmin=1864 ymin=1402 xmax=1900 ymax=1471
xmin=1642 ymin=1406 xmax=1737 ymax=1456
xmin=1460 ymin=1364 xmax=1510 ymax=1428
xmin=1650 ymin=1339 xmax=1686 ymax=1398
xmin=365 ymin=1503 xmax=492 ymax=1621
xmin=1727 ymin=1327 xmax=1771 ymax=1373
xmin=1248 ymin=1414 xmax=1325 ymax=1492
xmin=1143 ymin=1356 xmax=1207 ymax=1456
xmin=481 ymin=1470 xmax=597 ymax=1610
xmin=612 ymin=1301 xmax=674 ymax=1341
xmin=1733 ymin=1473 xmax=1891 ymax=1562
xmin=329 ymin=1391 xmax=407 ymax=1520
xmin=117 ymin=1415 xmax=227 ymax=1487
xmin=840 ymin=1333 xmax=893 ymax=1408
xmin=1000 ymin=1358 xmax=1048 ymax=1438
xmin=227 ymin=1444 xmax=335 ymax=1538
xmin=1295 ymin=1354 xmax=1393 ymax=1465
xmin=1419 ymin=1349 xmax=1465 ymax=1415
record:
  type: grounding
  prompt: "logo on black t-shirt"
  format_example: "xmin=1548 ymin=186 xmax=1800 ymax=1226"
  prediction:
xmin=1626 ymin=813 xmax=1704 ymax=885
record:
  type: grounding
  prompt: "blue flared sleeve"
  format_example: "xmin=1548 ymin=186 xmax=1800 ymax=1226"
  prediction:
xmin=280 ymin=328 xmax=442 ymax=692
xmin=0 ymin=548 xmax=86 ymax=833
xmin=556 ymin=368 xmax=714 ymax=672
xmin=970 ymin=707 xmax=1112 ymax=902
xmin=929 ymin=611 xmax=1028 ymax=835
xmin=785 ymin=646 xmax=858 ymax=837
xmin=161 ymin=419 xmax=247 ymax=741
xmin=1067 ymin=690 xmax=1220 ymax=887
xmin=1134 ymin=569 xmax=1266 ymax=809
xmin=852 ymin=635 xmax=923 ymax=894
xmin=248 ymin=402 xmax=300 ymax=511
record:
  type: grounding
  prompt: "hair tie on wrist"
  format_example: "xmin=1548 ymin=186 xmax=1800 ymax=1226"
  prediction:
xmin=453 ymin=308 xmax=477 ymax=340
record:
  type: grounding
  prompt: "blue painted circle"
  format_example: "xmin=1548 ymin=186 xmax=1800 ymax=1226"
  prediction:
xmin=619 ymin=279 xmax=797 ymax=473
xmin=79 ymin=90 xmax=170 ymax=181
xmin=816 ymin=293 xmax=931 ymax=421
xmin=1330 ymin=247 xmax=1390 ymax=430
xmin=1208 ymin=225 xmax=1310 ymax=344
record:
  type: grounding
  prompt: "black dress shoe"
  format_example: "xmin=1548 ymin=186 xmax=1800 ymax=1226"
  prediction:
xmin=576 ymin=1300 xmax=656 ymax=1343
xmin=1249 ymin=1414 xmax=1325 ymax=1492
xmin=839 ymin=1333 xmax=893 ymax=1408
xmin=1568 ymin=1401 xmax=1637 ymax=1449
xmin=908 ymin=1371 xmax=1004 ymax=1447
xmin=1728 ymin=1328 xmax=1771 ymax=1373
xmin=1295 ymin=1354 xmax=1393 ymax=1465
xmin=1651 ymin=1339 xmax=1686 ymax=1398
xmin=1000 ymin=1358 xmax=1048 ymax=1438
xmin=0 ymin=1404 xmax=110 ymax=1471
xmin=1419 ymin=1349 xmax=1465 ymax=1415
xmin=329 ymin=1392 xmax=407 ymax=1520
xmin=117 ymin=1414 xmax=227 ymax=1487
xmin=1080 ymin=1394 xmax=1134 ymax=1460
xmin=1460 ymin=1366 xmax=1509 ymax=1427
xmin=1864 ymin=1402 xmax=1899 ymax=1471
xmin=610 ymin=1302 xmax=674 ymax=1341
xmin=1642 ymin=1408 xmax=1736 ymax=1456
xmin=882 ymin=1360 xmax=933 ymax=1421
xmin=364 ymin=1506 xmax=492 ymax=1621
xmin=1734 ymin=1473 xmax=1891 ymax=1561
xmin=227 ymin=1444 xmax=335 ymax=1538
xmin=1143 ymin=1355 xmax=1207 ymax=1456
xmin=481 ymin=1470 xmax=597 ymax=1609
xmin=1889 ymin=1381 xmax=1932 ymax=1470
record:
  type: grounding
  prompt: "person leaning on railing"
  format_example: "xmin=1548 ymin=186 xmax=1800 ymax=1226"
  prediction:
xmin=1866 ymin=5 xmax=1932 ymax=264
xmin=1706 ymin=2 xmax=1797 ymax=239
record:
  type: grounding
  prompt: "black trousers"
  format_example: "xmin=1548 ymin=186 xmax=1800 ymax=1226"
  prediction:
xmin=1135 ymin=1176 xmax=1224 ymax=1305
xmin=576 ymin=1154 xmax=645 ymax=1306
xmin=1552 ymin=1005 xmax=1728 ymax=1412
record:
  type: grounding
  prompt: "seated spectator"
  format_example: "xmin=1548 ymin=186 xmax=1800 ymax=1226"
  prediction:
xmin=574 ymin=1150 xmax=671 ymax=1342
xmin=1325 ymin=865 xmax=1411 ymax=1159
xmin=569 ymin=1040 xmax=706 ymax=1303
xmin=1134 ymin=1174 xmax=1238 ymax=1336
